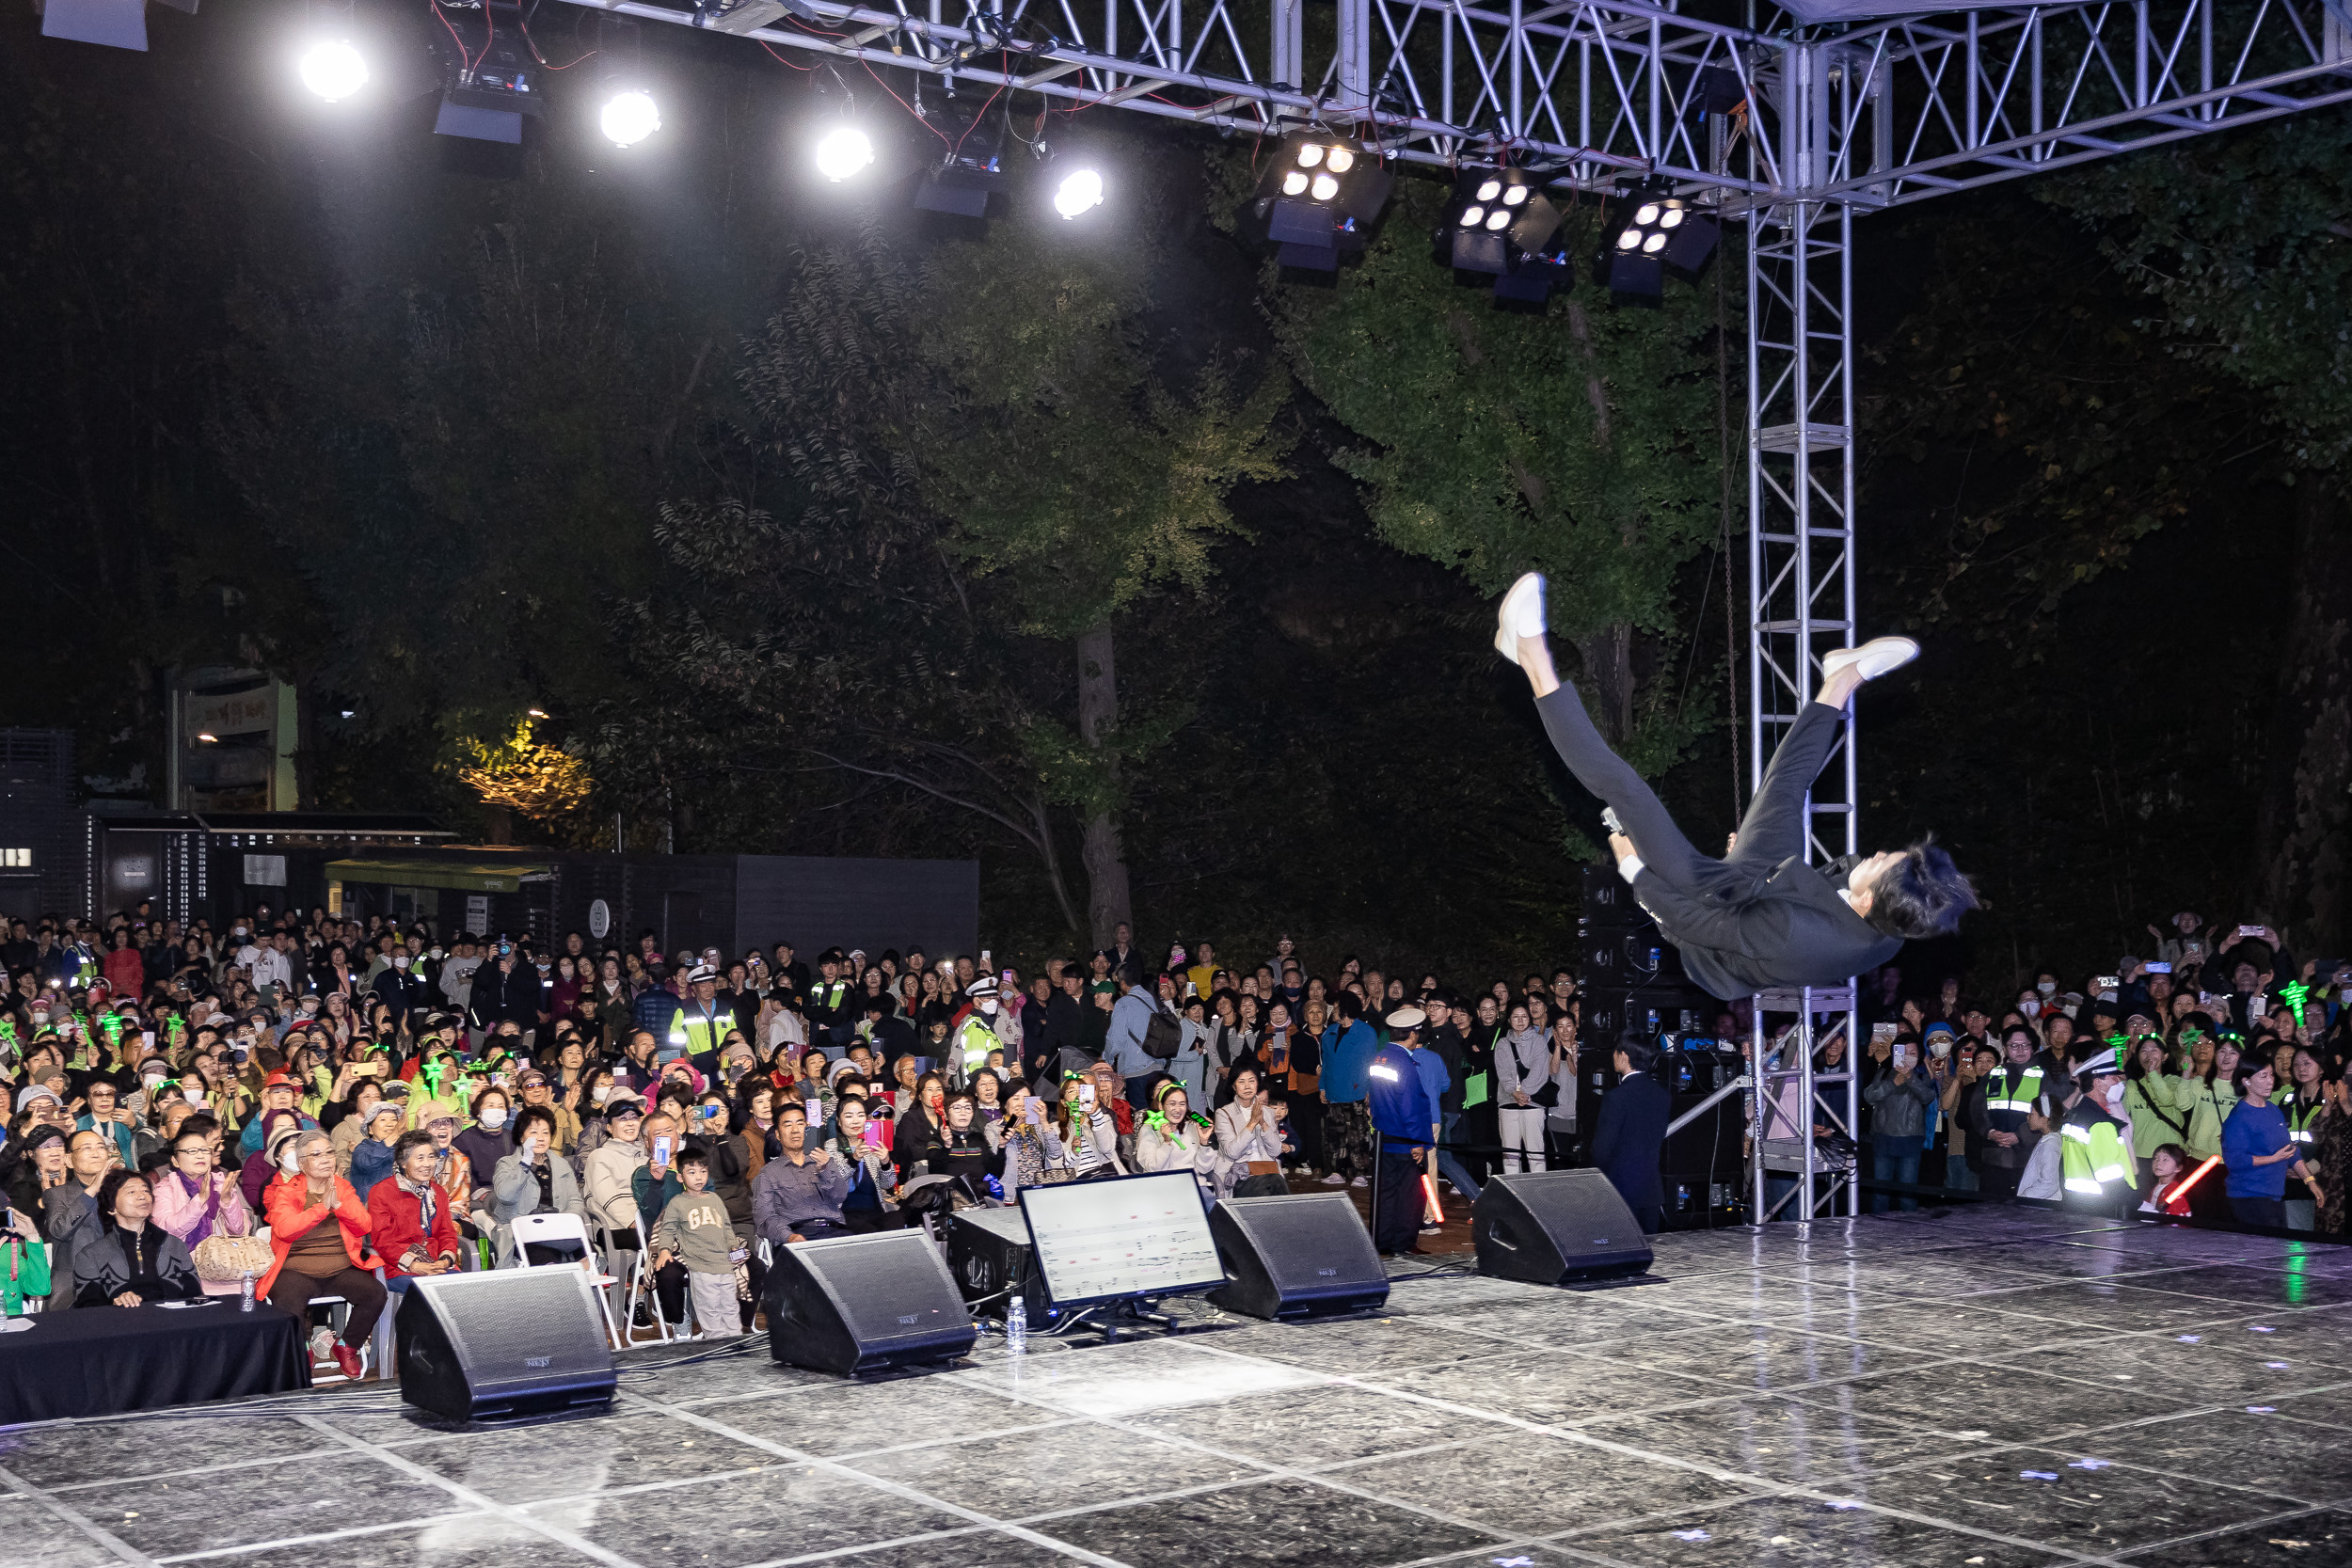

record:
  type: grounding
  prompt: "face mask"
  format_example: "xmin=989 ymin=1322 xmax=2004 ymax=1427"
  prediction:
xmin=234 ymin=927 xmax=248 ymax=939
xmin=142 ymin=1072 xmax=167 ymax=1089
xmin=2038 ymin=981 xmax=2057 ymax=995
xmin=2103 ymin=1083 xmax=2126 ymax=1109
xmin=478 ymin=1107 xmax=508 ymax=1131
xmin=393 ymin=956 xmax=409 ymax=970
xmin=979 ymin=1000 xmax=998 ymax=1016
xmin=592 ymin=1085 xmax=612 ymax=1104
xmin=2020 ymin=999 xmax=2041 ymax=1018
xmin=31 ymin=1011 xmax=47 ymax=1025
xmin=1928 ymin=1038 xmax=1951 ymax=1059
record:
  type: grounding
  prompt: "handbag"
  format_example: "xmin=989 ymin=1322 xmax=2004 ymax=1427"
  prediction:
xmin=193 ymin=1232 xmax=275 ymax=1283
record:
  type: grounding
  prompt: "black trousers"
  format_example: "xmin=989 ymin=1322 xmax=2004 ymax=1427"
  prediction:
xmin=1535 ymin=683 xmax=1844 ymax=899
xmin=1373 ymin=1142 xmax=1426 ymax=1254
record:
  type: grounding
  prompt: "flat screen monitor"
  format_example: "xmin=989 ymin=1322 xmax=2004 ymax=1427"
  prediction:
xmin=1018 ymin=1172 xmax=1225 ymax=1309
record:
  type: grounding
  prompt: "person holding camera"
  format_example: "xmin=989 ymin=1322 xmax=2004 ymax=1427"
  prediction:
xmin=1862 ymin=1033 xmax=1935 ymax=1211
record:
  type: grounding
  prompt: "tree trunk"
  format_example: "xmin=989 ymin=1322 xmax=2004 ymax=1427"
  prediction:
xmin=2254 ymin=474 xmax=2351 ymax=955
xmin=1075 ymin=622 xmax=1135 ymax=947
xmin=1576 ymin=623 xmax=1636 ymax=747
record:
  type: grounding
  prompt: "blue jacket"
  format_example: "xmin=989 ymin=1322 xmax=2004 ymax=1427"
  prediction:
xmin=1324 ymin=1022 xmax=1378 ymax=1104
xmin=349 ymin=1136 xmax=399 ymax=1205
xmin=2220 ymin=1099 xmax=2291 ymax=1199
xmin=1367 ymin=1044 xmax=1438 ymax=1150
xmin=1408 ymin=1047 xmax=1450 ymax=1126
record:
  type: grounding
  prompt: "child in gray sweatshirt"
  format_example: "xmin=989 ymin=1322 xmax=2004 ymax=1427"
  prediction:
xmin=650 ymin=1151 xmax=743 ymax=1338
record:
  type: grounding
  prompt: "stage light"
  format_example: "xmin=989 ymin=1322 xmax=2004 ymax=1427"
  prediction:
xmin=1248 ymin=131 xmax=1393 ymax=272
xmin=299 ymin=40 xmax=371 ymax=102
xmin=1053 ymin=167 xmax=1104 ymax=219
xmin=1437 ymin=166 xmax=1569 ymax=306
xmin=599 ymin=89 xmax=660 ymax=147
xmin=815 ymin=126 xmax=874 ymax=182
xmin=1602 ymin=180 xmax=1720 ymax=296
xmin=914 ymin=156 xmax=1004 ymax=217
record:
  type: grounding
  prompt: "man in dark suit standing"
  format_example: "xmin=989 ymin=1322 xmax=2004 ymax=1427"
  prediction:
xmin=1588 ymin=1032 xmax=1673 ymax=1234
xmin=1495 ymin=573 xmax=1978 ymax=1000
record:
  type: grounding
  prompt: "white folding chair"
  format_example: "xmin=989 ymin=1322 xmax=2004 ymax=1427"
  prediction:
xmin=509 ymin=1212 xmax=625 ymax=1350
xmin=628 ymin=1214 xmax=678 ymax=1345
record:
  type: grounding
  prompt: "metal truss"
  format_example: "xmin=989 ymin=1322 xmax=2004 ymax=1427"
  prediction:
xmin=557 ymin=0 xmax=2352 ymax=205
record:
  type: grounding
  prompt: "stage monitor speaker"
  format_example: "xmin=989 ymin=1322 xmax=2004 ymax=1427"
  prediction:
xmin=1471 ymin=1170 xmax=1654 ymax=1286
xmin=1206 ymin=1192 xmax=1390 ymax=1321
xmin=1580 ymin=865 xmax=1649 ymax=930
xmin=766 ymin=1229 xmax=977 ymax=1376
xmin=395 ymin=1269 xmax=615 ymax=1424
xmin=948 ymin=1207 xmax=1051 ymax=1323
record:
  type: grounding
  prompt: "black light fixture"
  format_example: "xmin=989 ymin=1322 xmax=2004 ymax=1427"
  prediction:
xmin=1438 ymin=166 xmax=1574 ymax=307
xmin=1249 ymin=131 xmax=1394 ymax=271
xmin=427 ymin=0 xmax=543 ymax=144
xmin=914 ymin=155 xmax=1005 ymax=217
xmin=1600 ymin=179 xmax=1720 ymax=297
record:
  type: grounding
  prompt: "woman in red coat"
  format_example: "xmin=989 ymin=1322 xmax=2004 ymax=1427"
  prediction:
xmin=366 ymin=1131 xmax=464 ymax=1291
xmin=261 ymin=1129 xmax=385 ymax=1380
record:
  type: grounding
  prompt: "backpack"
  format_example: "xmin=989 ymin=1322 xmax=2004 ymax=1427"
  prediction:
xmin=1141 ymin=1006 xmax=1184 ymax=1061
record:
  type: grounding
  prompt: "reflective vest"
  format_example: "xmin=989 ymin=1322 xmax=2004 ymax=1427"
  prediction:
xmin=807 ymin=980 xmax=850 ymax=1015
xmin=2285 ymin=1094 xmax=2322 ymax=1147
xmin=1982 ymin=1064 xmax=2043 ymax=1116
xmin=953 ymin=1012 xmax=998 ymax=1075
xmin=677 ymin=1004 xmax=732 ymax=1057
xmin=2060 ymin=1111 xmax=2132 ymax=1196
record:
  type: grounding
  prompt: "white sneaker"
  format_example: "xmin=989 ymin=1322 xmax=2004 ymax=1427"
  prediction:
xmin=1350 ymin=1176 xmax=1369 ymax=1189
xmin=1820 ymin=636 xmax=1919 ymax=685
xmin=1492 ymin=572 xmax=1547 ymax=665
xmin=310 ymin=1327 xmax=337 ymax=1363
xmin=1318 ymin=1173 xmax=1346 ymax=1186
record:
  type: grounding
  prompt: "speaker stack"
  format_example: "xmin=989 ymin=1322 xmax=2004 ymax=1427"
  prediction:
xmin=1578 ymin=865 xmax=1743 ymax=1225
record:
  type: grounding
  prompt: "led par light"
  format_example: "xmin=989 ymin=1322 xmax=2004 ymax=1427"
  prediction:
xmin=1601 ymin=180 xmax=1720 ymax=295
xmin=914 ymin=155 xmax=1006 ymax=217
xmin=1249 ymin=132 xmax=1393 ymax=271
xmin=1440 ymin=166 xmax=1563 ymax=276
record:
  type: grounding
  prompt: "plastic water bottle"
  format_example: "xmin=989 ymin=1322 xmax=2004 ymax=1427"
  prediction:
xmin=1005 ymin=1294 xmax=1027 ymax=1354
xmin=240 ymin=1270 xmax=255 ymax=1312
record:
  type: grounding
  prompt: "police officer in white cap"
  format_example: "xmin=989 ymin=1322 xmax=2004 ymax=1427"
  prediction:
xmin=950 ymin=978 xmax=1003 ymax=1088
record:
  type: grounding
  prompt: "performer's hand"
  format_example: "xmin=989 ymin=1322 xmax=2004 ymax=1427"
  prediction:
xmin=1608 ymin=833 xmax=1636 ymax=866
xmin=1725 ymin=832 xmax=1739 ymax=854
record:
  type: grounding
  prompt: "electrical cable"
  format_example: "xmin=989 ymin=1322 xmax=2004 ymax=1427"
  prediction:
xmin=760 ymin=40 xmax=813 ymax=71
xmin=427 ymin=0 xmax=477 ymax=74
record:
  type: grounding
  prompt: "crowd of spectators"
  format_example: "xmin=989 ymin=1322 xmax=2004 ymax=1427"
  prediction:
xmin=0 ymin=901 xmax=2344 ymax=1377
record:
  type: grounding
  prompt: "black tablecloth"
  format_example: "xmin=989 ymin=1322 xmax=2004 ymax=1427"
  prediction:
xmin=0 ymin=1302 xmax=311 ymax=1425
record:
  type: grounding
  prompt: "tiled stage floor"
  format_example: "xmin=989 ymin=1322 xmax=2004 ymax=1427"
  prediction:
xmin=4 ymin=1209 xmax=2349 ymax=1568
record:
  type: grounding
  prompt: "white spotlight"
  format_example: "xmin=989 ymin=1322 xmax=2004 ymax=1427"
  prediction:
xmin=600 ymin=90 xmax=660 ymax=147
xmin=1053 ymin=167 xmax=1104 ymax=219
xmin=815 ymin=126 xmax=875 ymax=182
xmin=299 ymin=40 xmax=370 ymax=102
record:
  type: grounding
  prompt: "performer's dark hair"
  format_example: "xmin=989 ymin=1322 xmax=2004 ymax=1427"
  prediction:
xmin=1615 ymin=1032 xmax=1657 ymax=1072
xmin=1864 ymin=835 xmax=1979 ymax=940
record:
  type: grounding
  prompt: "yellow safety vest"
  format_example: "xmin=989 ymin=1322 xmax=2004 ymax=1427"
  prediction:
xmin=1982 ymin=1064 xmax=2043 ymax=1116
xmin=2060 ymin=1114 xmax=2131 ymax=1196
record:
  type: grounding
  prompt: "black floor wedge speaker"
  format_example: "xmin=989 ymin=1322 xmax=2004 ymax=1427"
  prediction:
xmin=765 ymin=1229 xmax=977 ymax=1375
xmin=1207 ymin=1192 xmax=1390 ymax=1321
xmin=1471 ymin=1170 xmax=1654 ymax=1286
xmin=395 ymin=1269 xmax=616 ymax=1424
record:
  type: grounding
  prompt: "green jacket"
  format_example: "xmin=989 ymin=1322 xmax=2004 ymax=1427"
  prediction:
xmin=2158 ymin=1073 xmax=2238 ymax=1162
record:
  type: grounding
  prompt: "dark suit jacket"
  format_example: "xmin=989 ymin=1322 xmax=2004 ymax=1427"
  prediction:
xmin=1630 ymin=856 xmax=1901 ymax=1001
xmin=1589 ymin=1070 xmax=1672 ymax=1211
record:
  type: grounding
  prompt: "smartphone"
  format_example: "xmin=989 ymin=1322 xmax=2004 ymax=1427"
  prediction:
xmin=1601 ymin=806 xmax=1625 ymax=836
xmin=2096 ymin=976 xmax=2120 ymax=992
xmin=979 ymin=949 xmax=992 ymax=971
xmin=1001 ymin=968 xmax=1015 ymax=986
xmin=2145 ymin=962 xmax=2172 ymax=974
xmin=1024 ymin=1100 xmax=1043 ymax=1126
xmin=141 ymin=1030 xmax=155 ymax=1050
xmin=1078 ymin=1084 xmax=1096 ymax=1106
xmin=2238 ymin=925 xmax=2265 ymax=940
xmin=354 ymin=1061 xmax=384 ymax=1077
xmin=1870 ymin=1022 xmax=1898 ymax=1042
xmin=652 ymin=1134 xmax=674 ymax=1166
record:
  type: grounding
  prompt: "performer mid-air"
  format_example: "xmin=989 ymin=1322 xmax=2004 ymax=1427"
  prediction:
xmin=1496 ymin=573 xmax=1977 ymax=1000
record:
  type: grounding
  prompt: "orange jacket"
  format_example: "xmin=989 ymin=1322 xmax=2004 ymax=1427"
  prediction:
xmin=257 ymin=1172 xmax=382 ymax=1298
